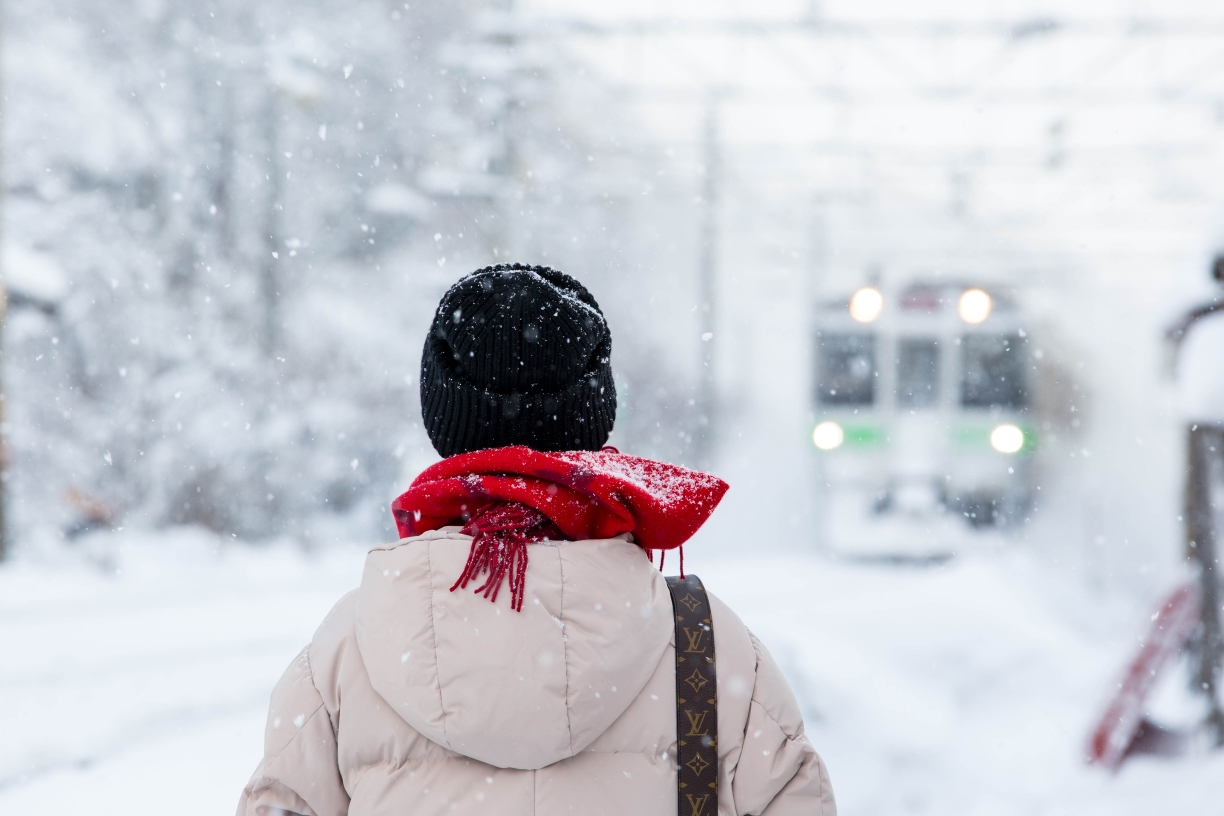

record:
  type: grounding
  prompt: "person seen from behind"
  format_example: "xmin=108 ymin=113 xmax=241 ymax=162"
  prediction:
xmin=237 ymin=264 xmax=836 ymax=815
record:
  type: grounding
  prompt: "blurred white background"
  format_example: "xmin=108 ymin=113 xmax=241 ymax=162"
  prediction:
xmin=5 ymin=1 xmax=1224 ymax=813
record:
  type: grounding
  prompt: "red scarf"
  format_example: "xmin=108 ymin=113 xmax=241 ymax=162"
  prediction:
xmin=391 ymin=446 xmax=729 ymax=610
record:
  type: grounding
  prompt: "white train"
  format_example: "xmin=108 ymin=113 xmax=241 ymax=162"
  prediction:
xmin=812 ymin=279 xmax=1036 ymax=559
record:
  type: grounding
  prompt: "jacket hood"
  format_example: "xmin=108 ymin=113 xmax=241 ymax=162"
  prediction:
xmin=354 ymin=528 xmax=674 ymax=770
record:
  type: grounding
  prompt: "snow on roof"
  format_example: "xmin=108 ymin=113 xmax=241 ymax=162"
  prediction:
xmin=4 ymin=245 xmax=69 ymax=306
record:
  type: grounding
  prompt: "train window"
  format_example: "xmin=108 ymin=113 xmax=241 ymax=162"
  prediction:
xmin=897 ymin=338 xmax=940 ymax=408
xmin=817 ymin=333 xmax=876 ymax=405
xmin=960 ymin=333 xmax=1027 ymax=409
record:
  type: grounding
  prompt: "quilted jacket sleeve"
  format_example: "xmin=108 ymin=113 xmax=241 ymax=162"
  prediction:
xmin=730 ymin=633 xmax=836 ymax=816
xmin=236 ymin=646 xmax=350 ymax=816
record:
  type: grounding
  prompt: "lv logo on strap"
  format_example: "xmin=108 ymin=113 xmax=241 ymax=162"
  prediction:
xmin=667 ymin=574 xmax=718 ymax=816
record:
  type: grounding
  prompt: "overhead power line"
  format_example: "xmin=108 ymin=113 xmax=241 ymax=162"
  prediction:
xmin=508 ymin=15 xmax=1224 ymax=39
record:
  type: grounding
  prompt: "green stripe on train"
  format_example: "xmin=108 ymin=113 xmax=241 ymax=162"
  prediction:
xmin=842 ymin=424 xmax=888 ymax=447
xmin=949 ymin=424 xmax=1038 ymax=453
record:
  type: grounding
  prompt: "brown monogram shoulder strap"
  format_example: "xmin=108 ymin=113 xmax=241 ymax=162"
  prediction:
xmin=666 ymin=574 xmax=718 ymax=816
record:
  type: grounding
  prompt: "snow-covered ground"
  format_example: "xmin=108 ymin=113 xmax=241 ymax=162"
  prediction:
xmin=2 ymin=527 xmax=1221 ymax=815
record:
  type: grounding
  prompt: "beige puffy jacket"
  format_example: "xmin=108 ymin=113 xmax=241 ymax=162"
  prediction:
xmin=237 ymin=529 xmax=836 ymax=816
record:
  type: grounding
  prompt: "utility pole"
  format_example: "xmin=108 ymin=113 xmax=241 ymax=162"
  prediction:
xmin=484 ymin=0 xmax=518 ymax=261
xmin=0 ymin=3 xmax=9 ymax=562
xmin=214 ymin=84 xmax=236 ymax=260
xmin=694 ymin=93 xmax=720 ymax=467
xmin=807 ymin=195 xmax=830 ymax=550
xmin=262 ymin=84 xmax=282 ymax=356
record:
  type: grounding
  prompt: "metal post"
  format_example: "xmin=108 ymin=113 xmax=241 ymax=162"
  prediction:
xmin=694 ymin=94 xmax=720 ymax=467
xmin=1186 ymin=423 xmax=1224 ymax=744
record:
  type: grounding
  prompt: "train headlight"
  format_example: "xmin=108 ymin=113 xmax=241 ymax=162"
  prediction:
xmin=849 ymin=287 xmax=883 ymax=323
xmin=813 ymin=421 xmax=845 ymax=450
xmin=990 ymin=423 xmax=1024 ymax=454
xmin=958 ymin=288 xmax=992 ymax=324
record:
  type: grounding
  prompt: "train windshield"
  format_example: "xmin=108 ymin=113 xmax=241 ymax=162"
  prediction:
xmin=960 ymin=333 xmax=1027 ymax=409
xmin=897 ymin=338 xmax=940 ymax=408
xmin=817 ymin=333 xmax=876 ymax=406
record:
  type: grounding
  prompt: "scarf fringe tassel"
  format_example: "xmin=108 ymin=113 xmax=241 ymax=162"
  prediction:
xmin=451 ymin=503 xmax=559 ymax=612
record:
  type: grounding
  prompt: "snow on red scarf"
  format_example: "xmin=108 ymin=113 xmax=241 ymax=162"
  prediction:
xmin=390 ymin=445 xmax=729 ymax=610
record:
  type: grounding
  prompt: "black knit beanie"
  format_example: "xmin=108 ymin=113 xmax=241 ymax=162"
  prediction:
xmin=420 ymin=264 xmax=616 ymax=457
